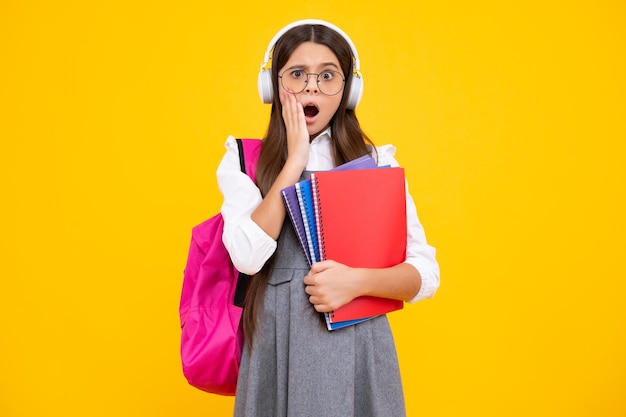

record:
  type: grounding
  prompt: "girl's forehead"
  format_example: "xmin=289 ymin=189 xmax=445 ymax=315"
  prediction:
xmin=282 ymin=42 xmax=340 ymax=68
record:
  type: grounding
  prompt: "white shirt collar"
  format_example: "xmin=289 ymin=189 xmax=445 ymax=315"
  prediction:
xmin=310 ymin=127 xmax=332 ymax=145
xmin=306 ymin=127 xmax=334 ymax=170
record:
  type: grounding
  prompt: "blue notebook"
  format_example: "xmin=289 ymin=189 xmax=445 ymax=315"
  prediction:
xmin=326 ymin=316 xmax=372 ymax=331
xmin=295 ymin=180 xmax=320 ymax=263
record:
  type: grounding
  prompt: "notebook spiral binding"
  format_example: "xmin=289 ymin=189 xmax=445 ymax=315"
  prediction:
xmin=311 ymin=175 xmax=325 ymax=262
xmin=296 ymin=181 xmax=319 ymax=263
xmin=312 ymin=174 xmax=333 ymax=323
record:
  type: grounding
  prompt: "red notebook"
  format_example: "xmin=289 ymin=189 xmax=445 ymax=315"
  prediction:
xmin=310 ymin=167 xmax=406 ymax=323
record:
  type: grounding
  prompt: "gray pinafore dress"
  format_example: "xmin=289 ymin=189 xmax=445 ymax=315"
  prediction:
xmin=234 ymin=172 xmax=406 ymax=417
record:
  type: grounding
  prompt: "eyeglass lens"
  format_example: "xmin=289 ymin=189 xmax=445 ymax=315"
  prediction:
xmin=279 ymin=70 xmax=345 ymax=96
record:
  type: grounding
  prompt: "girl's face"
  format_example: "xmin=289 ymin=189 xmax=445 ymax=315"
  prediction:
xmin=278 ymin=42 xmax=345 ymax=138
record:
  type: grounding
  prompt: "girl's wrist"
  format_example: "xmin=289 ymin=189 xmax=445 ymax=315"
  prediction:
xmin=282 ymin=158 xmax=306 ymax=178
xmin=352 ymin=267 xmax=373 ymax=298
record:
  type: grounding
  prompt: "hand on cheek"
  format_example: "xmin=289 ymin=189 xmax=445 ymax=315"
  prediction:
xmin=280 ymin=89 xmax=309 ymax=169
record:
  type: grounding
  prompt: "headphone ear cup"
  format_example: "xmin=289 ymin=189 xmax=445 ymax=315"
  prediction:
xmin=258 ymin=69 xmax=274 ymax=104
xmin=345 ymin=75 xmax=363 ymax=110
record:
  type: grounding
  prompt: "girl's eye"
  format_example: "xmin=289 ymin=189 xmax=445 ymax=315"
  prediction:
xmin=320 ymin=71 xmax=334 ymax=81
xmin=291 ymin=70 xmax=304 ymax=79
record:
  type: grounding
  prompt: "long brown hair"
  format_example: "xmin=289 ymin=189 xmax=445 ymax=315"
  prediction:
xmin=243 ymin=23 xmax=376 ymax=347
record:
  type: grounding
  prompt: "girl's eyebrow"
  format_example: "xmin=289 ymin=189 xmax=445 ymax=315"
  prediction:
xmin=319 ymin=62 xmax=340 ymax=70
xmin=284 ymin=62 xmax=341 ymax=71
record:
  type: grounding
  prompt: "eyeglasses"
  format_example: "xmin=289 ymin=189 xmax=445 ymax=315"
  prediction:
xmin=278 ymin=69 xmax=345 ymax=96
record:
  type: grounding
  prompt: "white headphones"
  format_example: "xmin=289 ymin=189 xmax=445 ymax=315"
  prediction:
xmin=257 ymin=19 xmax=364 ymax=109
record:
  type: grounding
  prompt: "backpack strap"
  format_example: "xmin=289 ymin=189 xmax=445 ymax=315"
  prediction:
xmin=236 ymin=138 xmax=262 ymax=184
xmin=233 ymin=138 xmax=262 ymax=307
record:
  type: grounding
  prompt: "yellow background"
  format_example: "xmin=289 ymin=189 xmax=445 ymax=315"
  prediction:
xmin=1 ymin=1 xmax=624 ymax=416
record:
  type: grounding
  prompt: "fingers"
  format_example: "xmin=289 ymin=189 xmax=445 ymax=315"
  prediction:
xmin=305 ymin=285 xmax=332 ymax=312
xmin=280 ymin=88 xmax=309 ymax=167
xmin=304 ymin=272 xmax=327 ymax=311
xmin=280 ymin=88 xmax=304 ymax=131
xmin=304 ymin=265 xmax=338 ymax=312
xmin=304 ymin=261 xmax=335 ymax=286
xmin=308 ymin=298 xmax=332 ymax=313
xmin=308 ymin=260 xmax=334 ymax=275
xmin=304 ymin=261 xmax=357 ymax=313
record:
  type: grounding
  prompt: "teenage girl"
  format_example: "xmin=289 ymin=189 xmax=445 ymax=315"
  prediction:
xmin=217 ymin=19 xmax=439 ymax=417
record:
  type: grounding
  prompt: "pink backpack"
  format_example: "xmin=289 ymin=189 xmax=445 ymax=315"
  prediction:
xmin=179 ymin=138 xmax=261 ymax=395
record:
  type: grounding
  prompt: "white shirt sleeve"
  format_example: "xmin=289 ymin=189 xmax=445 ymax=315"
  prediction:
xmin=217 ymin=135 xmax=277 ymax=275
xmin=376 ymin=144 xmax=441 ymax=303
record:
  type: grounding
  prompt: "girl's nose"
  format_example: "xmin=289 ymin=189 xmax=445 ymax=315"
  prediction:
xmin=304 ymin=74 xmax=319 ymax=93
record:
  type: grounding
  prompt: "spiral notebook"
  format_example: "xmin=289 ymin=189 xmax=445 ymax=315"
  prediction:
xmin=280 ymin=185 xmax=312 ymax=265
xmin=310 ymin=167 xmax=406 ymax=324
xmin=295 ymin=180 xmax=321 ymax=264
xmin=280 ymin=155 xmax=377 ymax=266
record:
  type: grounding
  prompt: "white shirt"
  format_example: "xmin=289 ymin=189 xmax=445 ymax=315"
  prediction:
xmin=216 ymin=130 xmax=440 ymax=303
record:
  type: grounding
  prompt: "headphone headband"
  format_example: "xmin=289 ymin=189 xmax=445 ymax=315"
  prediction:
xmin=257 ymin=19 xmax=363 ymax=109
xmin=260 ymin=19 xmax=361 ymax=75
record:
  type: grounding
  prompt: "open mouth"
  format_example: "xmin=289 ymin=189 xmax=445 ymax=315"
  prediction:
xmin=303 ymin=105 xmax=319 ymax=118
